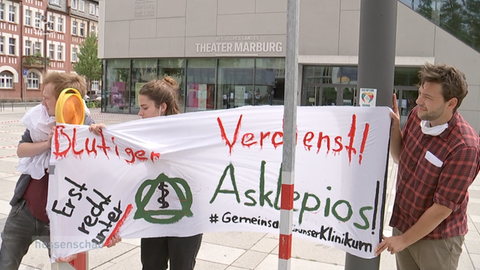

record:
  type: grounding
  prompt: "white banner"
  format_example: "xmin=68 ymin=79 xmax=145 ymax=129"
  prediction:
xmin=47 ymin=106 xmax=391 ymax=261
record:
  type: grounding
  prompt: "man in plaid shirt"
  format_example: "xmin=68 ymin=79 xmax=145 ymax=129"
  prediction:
xmin=375 ymin=63 xmax=480 ymax=270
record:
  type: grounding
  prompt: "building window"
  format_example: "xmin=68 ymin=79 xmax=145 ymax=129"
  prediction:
xmin=185 ymin=59 xmax=215 ymax=112
xmin=71 ymin=0 xmax=78 ymax=9
xmin=0 ymin=4 xmax=4 ymax=20
xmin=57 ymin=17 xmax=63 ymax=32
xmin=35 ymin=12 xmax=41 ymax=28
xmin=89 ymin=3 xmax=95 ymax=15
xmin=34 ymin=42 xmax=41 ymax=55
xmin=105 ymin=59 xmax=131 ymax=113
xmin=50 ymin=0 xmax=61 ymax=6
xmin=254 ymin=58 xmax=285 ymax=106
xmin=0 ymin=71 xmax=13 ymax=88
xmin=96 ymin=6 xmax=99 ymax=16
xmin=217 ymin=59 xmax=254 ymax=109
xmin=8 ymin=38 xmax=15 ymax=55
xmin=72 ymin=21 xmax=77 ymax=35
xmin=49 ymin=44 xmax=54 ymax=59
xmin=25 ymin=10 xmax=31 ymax=26
xmin=90 ymin=25 xmax=95 ymax=34
xmin=27 ymin=72 xmax=39 ymax=89
xmin=302 ymin=66 xmax=358 ymax=106
xmin=158 ymin=59 xmax=185 ymax=112
xmin=80 ymin=23 xmax=84 ymax=36
xmin=0 ymin=37 xmax=3 ymax=54
xmin=132 ymin=59 xmax=158 ymax=111
xmin=8 ymin=5 xmax=15 ymax=23
xmin=72 ymin=47 xmax=77 ymax=62
xmin=48 ymin=15 xmax=54 ymax=31
xmin=92 ymin=80 xmax=99 ymax=91
xmin=57 ymin=45 xmax=63 ymax=60
xmin=79 ymin=0 xmax=85 ymax=12
xmin=25 ymin=40 xmax=31 ymax=55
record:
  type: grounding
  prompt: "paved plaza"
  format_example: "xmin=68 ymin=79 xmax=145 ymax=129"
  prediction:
xmin=0 ymin=104 xmax=479 ymax=270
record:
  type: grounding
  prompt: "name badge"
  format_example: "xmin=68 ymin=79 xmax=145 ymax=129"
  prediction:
xmin=425 ymin=151 xmax=443 ymax=168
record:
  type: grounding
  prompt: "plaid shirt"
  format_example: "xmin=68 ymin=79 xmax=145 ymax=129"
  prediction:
xmin=390 ymin=106 xmax=480 ymax=239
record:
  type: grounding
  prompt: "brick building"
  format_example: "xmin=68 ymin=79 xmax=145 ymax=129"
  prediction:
xmin=0 ymin=0 xmax=99 ymax=101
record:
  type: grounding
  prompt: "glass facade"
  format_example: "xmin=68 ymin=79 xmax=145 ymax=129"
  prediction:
xmin=186 ymin=59 xmax=216 ymax=112
xmin=392 ymin=66 xmax=421 ymax=127
xmin=303 ymin=66 xmax=357 ymax=106
xmin=218 ymin=58 xmax=254 ymax=109
xmin=303 ymin=66 xmax=358 ymax=85
xmin=103 ymin=58 xmax=287 ymax=114
xmin=302 ymin=65 xmax=420 ymax=117
xmin=159 ymin=59 xmax=185 ymax=113
xmin=255 ymin=58 xmax=285 ymax=106
xmin=400 ymin=0 xmax=480 ymax=53
xmin=131 ymin=59 xmax=157 ymax=114
xmin=103 ymin=60 xmax=420 ymax=120
xmin=104 ymin=59 xmax=131 ymax=113
xmin=303 ymin=66 xmax=419 ymax=86
xmin=394 ymin=66 xmax=421 ymax=86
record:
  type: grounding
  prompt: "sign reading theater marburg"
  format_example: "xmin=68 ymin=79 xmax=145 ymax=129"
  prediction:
xmin=194 ymin=36 xmax=283 ymax=54
xmin=47 ymin=106 xmax=390 ymax=261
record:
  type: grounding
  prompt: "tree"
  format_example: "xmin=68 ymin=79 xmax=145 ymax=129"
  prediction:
xmin=74 ymin=33 xmax=102 ymax=93
xmin=417 ymin=0 xmax=434 ymax=21
xmin=415 ymin=0 xmax=478 ymax=52
xmin=464 ymin=0 xmax=480 ymax=51
xmin=439 ymin=0 xmax=469 ymax=44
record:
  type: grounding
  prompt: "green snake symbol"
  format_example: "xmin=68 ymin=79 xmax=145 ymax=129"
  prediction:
xmin=134 ymin=173 xmax=193 ymax=224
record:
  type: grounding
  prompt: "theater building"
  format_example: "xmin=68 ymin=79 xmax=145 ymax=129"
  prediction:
xmin=98 ymin=0 xmax=480 ymax=132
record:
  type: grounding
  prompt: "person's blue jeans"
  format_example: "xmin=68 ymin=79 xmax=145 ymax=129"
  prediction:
xmin=0 ymin=199 xmax=50 ymax=270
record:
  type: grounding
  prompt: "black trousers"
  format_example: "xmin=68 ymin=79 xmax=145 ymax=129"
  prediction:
xmin=141 ymin=234 xmax=202 ymax=270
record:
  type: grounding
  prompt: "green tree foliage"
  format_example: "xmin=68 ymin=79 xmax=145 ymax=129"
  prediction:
xmin=439 ymin=0 xmax=470 ymax=44
xmin=417 ymin=0 xmax=434 ymax=20
xmin=74 ymin=33 xmax=102 ymax=92
xmin=410 ymin=0 xmax=480 ymax=52
xmin=465 ymin=0 xmax=480 ymax=49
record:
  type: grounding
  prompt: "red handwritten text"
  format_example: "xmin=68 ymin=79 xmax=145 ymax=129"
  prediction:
xmin=217 ymin=114 xmax=370 ymax=164
xmin=53 ymin=125 xmax=161 ymax=164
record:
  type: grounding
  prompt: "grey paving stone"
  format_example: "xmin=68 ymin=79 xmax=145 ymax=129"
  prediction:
xmin=197 ymin=242 xmax=246 ymax=265
xmin=290 ymin=238 xmax=345 ymax=266
xmin=202 ymin=231 xmax=266 ymax=249
xmin=468 ymin=202 xmax=480 ymax=216
xmin=87 ymin=243 xmax=138 ymax=269
xmin=231 ymin=250 xmax=268 ymax=269
xmin=249 ymin=236 xmax=278 ymax=253
xmin=465 ymin=229 xmax=480 ymax=254
xmin=195 ymin=260 xmax=228 ymax=270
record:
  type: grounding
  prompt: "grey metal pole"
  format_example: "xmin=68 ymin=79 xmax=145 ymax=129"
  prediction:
xmin=278 ymin=0 xmax=299 ymax=269
xmin=345 ymin=0 xmax=397 ymax=269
